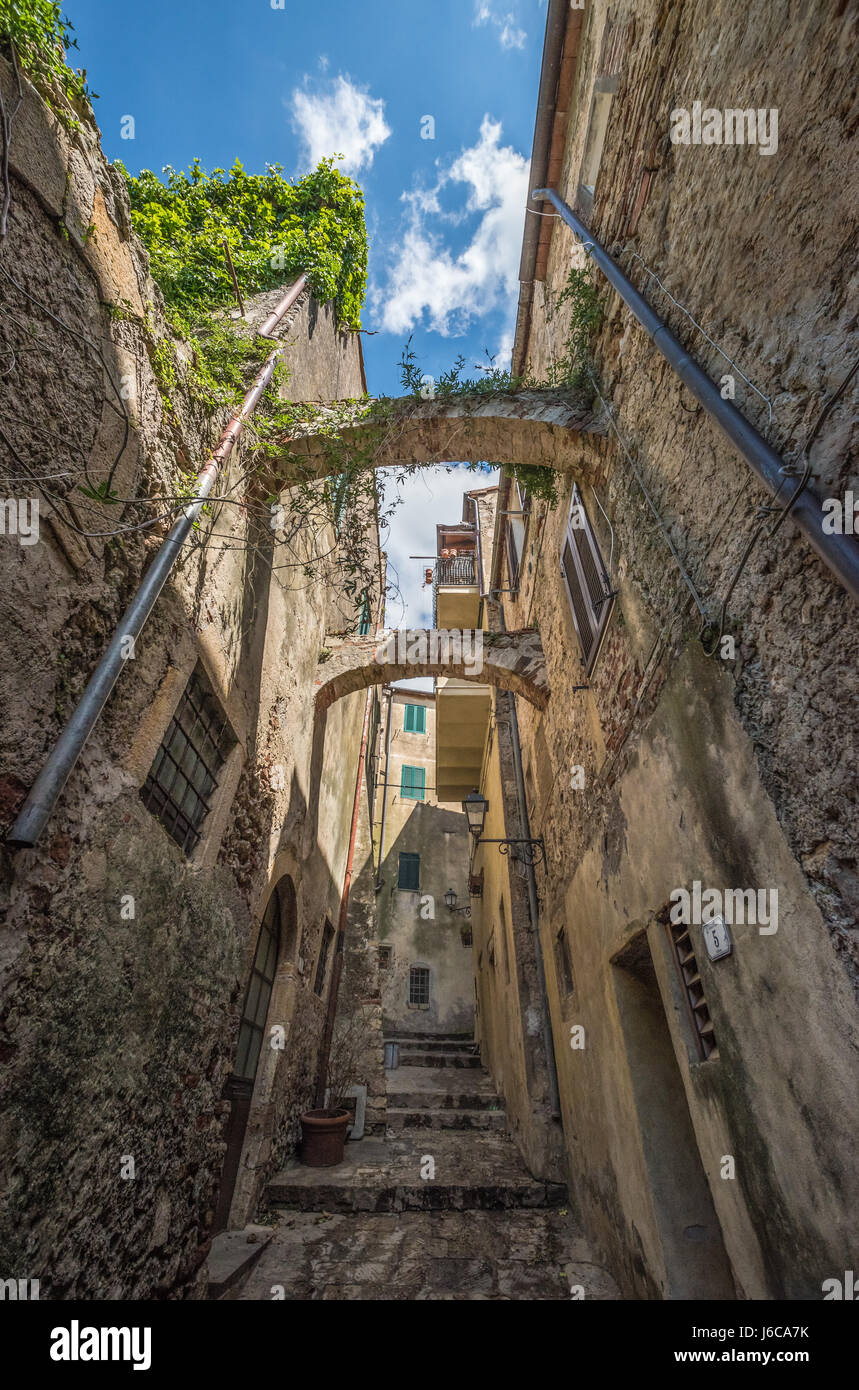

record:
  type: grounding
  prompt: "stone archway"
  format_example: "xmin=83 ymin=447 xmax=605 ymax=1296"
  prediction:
xmin=260 ymin=388 xmax=605 ymax=488
xmin=314 ymin=629 xmax=549 ymax=712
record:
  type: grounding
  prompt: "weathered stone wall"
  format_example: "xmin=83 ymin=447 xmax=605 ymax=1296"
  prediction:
xmin=0 ymin=60 xmax=373 ymax=1297
xmin=501 ymin=0 xmax=859 ymax=1298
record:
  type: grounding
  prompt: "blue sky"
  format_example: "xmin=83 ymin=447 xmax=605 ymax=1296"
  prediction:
xmin=63 ymin=0 xmax=546 ymax=626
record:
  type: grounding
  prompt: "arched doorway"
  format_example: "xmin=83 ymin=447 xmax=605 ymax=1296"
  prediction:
xmin=214 ymin=875 xmax=297 ymax=1232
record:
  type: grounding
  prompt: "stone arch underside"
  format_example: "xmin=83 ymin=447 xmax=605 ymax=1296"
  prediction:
xmin=314 ymin=630 xmax=549 ymax=713
xmin=262 ymin=390 xmax=606 ymax=487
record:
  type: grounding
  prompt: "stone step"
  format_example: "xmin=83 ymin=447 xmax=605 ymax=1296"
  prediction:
xmin=267 ymin=1175 xmax=566 ymax=1214
xmin=206 ymin=1225 xmax=274 ymax=1300
xmin=386 ymin=1108 xmax=507 ymax=1133
xmin=393 ymin=1052 xmax=483 ymax=1069
xmin=384 ymin=1032 xmax=474 ymax=1043
xmin=387 ymin=1038 xmax=478 ymax=1053
xmin=387 ymin=1089 xmax=500 ymax=1111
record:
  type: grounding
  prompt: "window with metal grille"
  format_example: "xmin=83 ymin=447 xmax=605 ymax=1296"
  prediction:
xmin=397 ymin=852 xmax=420 ymax=891
xmin=561 ymin=486 xmax=614 ymax=672
xmin=400 ymin=765 xmax=426 ymax=800
xmin=313 ymin=920 xmax=335 ymax=997
xmin=409 ymin=965 xmax=430 ymax=1007
xmin=403 ymin=703 xmax=426 ymax=734
xmin=234 ymin=891 xmax=281 ymax=1081
xmin=141 ymin=663 xmax=235 ymax=855
xmin=379 ymin=944 xmax=393 ymax=969
xmin=555 ymin=926 xmax=575 ymax=997
xmin=668 ymin=919 xmax=718 ymax=1060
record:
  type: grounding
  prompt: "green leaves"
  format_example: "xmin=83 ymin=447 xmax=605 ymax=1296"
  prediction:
xmin=0 ymin=0 xmax=94 ymax=129
xmin=118 ymin=157 xmax=367 ymax=330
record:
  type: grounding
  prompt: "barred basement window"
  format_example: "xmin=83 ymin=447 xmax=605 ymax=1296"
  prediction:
xmin=409 ymin=966 xmax=430 ymax=1007
xmin=561 ymin=485 xmax=614 ymax=673
xmin=141 ymin=663 xmax=235 ymax=855
xmin=314 ymin=920 xmax=335 ymax=997
xmin=397 ymin=852 xmax=420 ymax=891
xmin=668 ymin=919 xmax=718 ymax=1060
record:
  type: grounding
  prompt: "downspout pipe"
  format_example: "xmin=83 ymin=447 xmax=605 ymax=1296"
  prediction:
xmin=7 ymin=275 xmax=308 ymax=849
xmin=375 ymin=685 xmax=394 ymax=891
xmin=533 ymin=187 xmax=859 ymax=606
xmin=495 ymin=615 xmax=561 ymax=1120
xmin=315 ymin=593 xmax=385 ymax=1108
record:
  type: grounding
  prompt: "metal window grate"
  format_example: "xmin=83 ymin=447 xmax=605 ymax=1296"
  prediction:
xmin=397 ymin=852 xmax=420 ymax=891
xmin=141 ymin=664 xmax=235 ymax=855
xmin=234 ymin=893 xmax=280 ymax=1082
xmin=668 ymin=920 xmax=718 ymax=1060
xmin=409 ymin=966 xmax=430 ymax=1006
xmin=314 ymin=921 xmax=335 ymax=997
xmin=379 ymin=945 xmax=393 ymax=969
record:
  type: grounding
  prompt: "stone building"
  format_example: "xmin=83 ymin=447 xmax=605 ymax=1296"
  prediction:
xmin=460 ymin=0 xmax=859 ymax=1300
xmin=0 ymin=51 xmax=382 ymax=1298
xmin=1 ymin=0 xmax=857 ymax=1305
xmin=372 ymin=687 xmax=473 ymax=1039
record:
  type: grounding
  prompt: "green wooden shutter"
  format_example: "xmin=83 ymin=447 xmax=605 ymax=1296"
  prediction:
xmin=400 ymin=765 xmax=426 ymax=800
xmin=403 ymin=704 xmax=426 ymax=734
xmin=398 ymin=852 xmax=420 ymax=890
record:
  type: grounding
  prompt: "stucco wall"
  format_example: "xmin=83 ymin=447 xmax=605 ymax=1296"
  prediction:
xmin=375 ymin=691 xmax=473 ymax=1037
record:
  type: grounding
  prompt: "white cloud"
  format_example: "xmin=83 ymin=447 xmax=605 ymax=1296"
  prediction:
xmin=373 ymin=116 xmax=529 ymax=337
xmin=473 ymin=0 xmax=526 ymax=50
xmin=290 ymin=75 xmax=391 ymax=175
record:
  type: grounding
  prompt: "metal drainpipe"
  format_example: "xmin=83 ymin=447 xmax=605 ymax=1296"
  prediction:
xmin=493 ymin=602 xmax=561 ymax=1119
xmin=7 ymin=275 xmax=308 ymax=849
xmin=315 ymin=594 xmax=385 ymax=1108
xmin=533 ymin=187 xmax=859 ymax=606
xmin=375 ymin=684 xmax=394 ymax=891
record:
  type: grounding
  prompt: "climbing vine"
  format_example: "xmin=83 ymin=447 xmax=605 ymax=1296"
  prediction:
xmin=0 ymin=1 xmax=95 ymax=127
xmin=119 ymin=158 xmax=367 ymax=332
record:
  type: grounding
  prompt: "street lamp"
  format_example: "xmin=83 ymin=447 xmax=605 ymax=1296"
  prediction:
xmin=461 ymin=788 xmax=547 ymax=869
xmin=462 ymin=789 xmax=489 ymax=838
xmin=443 ymin=888 xmax=471 ymax=918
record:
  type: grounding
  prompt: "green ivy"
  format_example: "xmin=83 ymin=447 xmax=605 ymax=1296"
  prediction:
xmin=0 ymin=0 xmax=96 ymax=128
xmin=118 ymin=157 xmax=367 ymax=330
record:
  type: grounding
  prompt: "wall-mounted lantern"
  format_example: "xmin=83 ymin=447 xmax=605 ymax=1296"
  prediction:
xmin=461 ymin=789 xmax=547 ymax=868
xmin=444 ymin=888 xmax=472 ymax=918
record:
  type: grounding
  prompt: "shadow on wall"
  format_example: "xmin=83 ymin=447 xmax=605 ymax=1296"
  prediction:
xmin=373 ymin=802 xmax=474 ymax=1038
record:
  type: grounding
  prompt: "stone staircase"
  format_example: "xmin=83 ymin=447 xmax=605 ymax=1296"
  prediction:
xmin=244 ymin=1036 xmax=620 ymax=1299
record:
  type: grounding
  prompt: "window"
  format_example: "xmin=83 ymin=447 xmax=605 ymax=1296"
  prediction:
xmin=379 ymin=945 xmax=393 ymax=969
xmin=561 ymin=486 xmax=614 ymax=672
xmin=234 ymin=895 xmax=280 ymax=1082
xmin=555 ymin=926 xmax=575 ymax=997
xmin=313 ymin=920 xmax=335 ymax=997
xmin=409 ymin=966 xmax=430 ymax=1007
xmin=504 ymin=481 xmax=531 ymax=594
xmin=358 ymin=592 xmax=372 ymax=636
xmin=403 ymin=703 xmax=426 ymax=734
xmin=397 ymin=852 xmax=420 ymax=891
xmin=141 ymin=663 xmax=235 ymax=855
xmin=400 ymin=765 xmax=426 ymax=800
xmin=578 ymin=76 xmax=619 ymax=210
xmin=668 ymin=919 xmax=718 ymax=1061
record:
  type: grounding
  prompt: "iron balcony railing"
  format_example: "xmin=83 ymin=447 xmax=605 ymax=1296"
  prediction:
xmin=436 ymin=554 xmax=477 ymax=586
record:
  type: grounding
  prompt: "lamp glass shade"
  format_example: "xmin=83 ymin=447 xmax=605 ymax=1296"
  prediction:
xmin=444 ymin=889 xmax=456 ymax=911
xmin=462 ymin=789 xmax=488 ymax=837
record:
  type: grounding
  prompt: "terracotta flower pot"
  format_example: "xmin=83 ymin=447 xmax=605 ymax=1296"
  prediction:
xmin=300 ymin=1108 xmax=350 ymax=1167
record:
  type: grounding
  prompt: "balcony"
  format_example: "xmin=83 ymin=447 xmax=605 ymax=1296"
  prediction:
xmin=436 ymin=554 xmax=476 ymax=586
